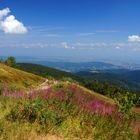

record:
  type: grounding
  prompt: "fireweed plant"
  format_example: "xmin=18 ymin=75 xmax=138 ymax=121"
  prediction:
xmin=0 ymin=82 xmax=140 ymax=139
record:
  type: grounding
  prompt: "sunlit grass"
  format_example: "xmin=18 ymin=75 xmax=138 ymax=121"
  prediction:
xmin=0 ymin=64 xmax=45 ymax=90
xmin=0 ymin=82 xmax=140 ymax=139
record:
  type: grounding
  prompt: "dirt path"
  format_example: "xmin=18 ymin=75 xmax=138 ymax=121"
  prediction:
xmin=29 ymin=79 xmax=58 ymax=92
xmin=29 ymin=134 xmax=80 ymax=140
xmin=36 ymin=79 xmax=50 ymax=90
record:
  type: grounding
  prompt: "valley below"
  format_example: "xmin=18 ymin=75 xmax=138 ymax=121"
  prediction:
xmin=0 ymin=61 xmax=140 ymax=139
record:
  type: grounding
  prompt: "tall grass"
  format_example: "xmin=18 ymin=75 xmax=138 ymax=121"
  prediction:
xmin=0 ymin=82 xmax=140 ymax=139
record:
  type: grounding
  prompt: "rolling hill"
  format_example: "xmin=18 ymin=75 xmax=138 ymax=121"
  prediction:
xmin=17 ymin=63 xmax=140 ymax=92
xmin=0 ymin=62 xmax=140 ymax=139
xmin=0 ymin=78 xmax=140 ymax=139
xmin=0 ymin=63 xmax=45 ymax=90
xmin=76 ymin=71 xmax=140 ymax=92
xmin=17 ymin=63 xmax=83 ymax=82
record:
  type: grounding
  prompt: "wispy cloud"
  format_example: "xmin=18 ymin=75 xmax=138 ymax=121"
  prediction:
xmin=72 ymin=42 xmax=108 ymax=50
xmin=1 ymin=41 xmax=140 ymax=52
xmin=78 ymin=32 xmax=95 ymax=36
xmin=78 ymin=30 xmax=117 ymax=36
xmin=29 ymin=26 xmax=65 ymax=34
xmin=43 ymin=34 xmax=61 ymax=37
xmin=96 ymin=30 xmax=118 ymax=33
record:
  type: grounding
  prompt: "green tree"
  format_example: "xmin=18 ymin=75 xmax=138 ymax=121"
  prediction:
xmin=5 ymin=56 xmax=16 ymax=67
xmin=0 ymin=58 xmax=4 ymax=63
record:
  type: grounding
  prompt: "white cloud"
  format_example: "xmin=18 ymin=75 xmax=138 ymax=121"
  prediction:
xmin=115 ymin=46 xmax=121 ymax=49
xmin=61 ymin=42 xmax=69 ymax=49
xmin=1 ymin=15 xmax=28 ymax=34
xmin=0 ymin=8 xmax=28 ymax=34
xmin=128 ymin=35 xmax=140 ymax=42
xmin=0 ymin=8 xmax=10 ymax=19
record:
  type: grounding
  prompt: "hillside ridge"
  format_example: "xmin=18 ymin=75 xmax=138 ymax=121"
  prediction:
xmin=0 ymin=63 xmax=45 ymax=90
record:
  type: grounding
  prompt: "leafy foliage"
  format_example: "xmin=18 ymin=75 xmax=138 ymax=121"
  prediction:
xmin=5 ymin=56 xmax=16 ymax=67
xmin=83 ymin=80 xmax=140 ymax=107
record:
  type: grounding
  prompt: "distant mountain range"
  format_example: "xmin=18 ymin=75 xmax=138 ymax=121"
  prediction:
xmin=31 ymin=61 xmax=123 ymax=72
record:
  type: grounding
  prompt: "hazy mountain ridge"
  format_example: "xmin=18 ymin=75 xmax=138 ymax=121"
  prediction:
xmin=28 ymin=61 xmax=123 ymax=72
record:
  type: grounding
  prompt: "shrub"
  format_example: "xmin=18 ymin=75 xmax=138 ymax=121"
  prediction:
xmin=114 ymin=92 xmax=137 ymax=113
xmin=5 ymin=56 xmax=16 ymax=67
xmin=7 ymin=99 xmax=64 ymax=130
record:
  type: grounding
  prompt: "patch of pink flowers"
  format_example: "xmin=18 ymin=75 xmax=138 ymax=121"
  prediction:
xmin=28 ymin=86 xmax=52 ymax=99
xmin=2 ymin=91 xmax=25 ymax=98
xmin=84 ymin=100 xmax=115 ymax=116
xmin=1 ymin=83 xmax=116 ymax=116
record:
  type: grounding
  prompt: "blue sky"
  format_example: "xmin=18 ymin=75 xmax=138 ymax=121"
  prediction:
xmin=0 ymin=0 xmax=140 ymax=63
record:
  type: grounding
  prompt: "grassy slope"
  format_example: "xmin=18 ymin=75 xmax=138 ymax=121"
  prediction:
xmin=0 ymin=64 xmax=140 ymax=139
xmin=0 ymin=64 xmax=45 ymax=90
xmin=0 ymin=63 xmax=115 ymax=105
xmin=0 ymin=82 xmax=140 ymax=139
xmin=0 ymin=62 xmax=115 ymax=105
xmin=17 ymin=63 xmax=140 ymax=113
xmin=78 ymin=84 xmax=115 ymax=104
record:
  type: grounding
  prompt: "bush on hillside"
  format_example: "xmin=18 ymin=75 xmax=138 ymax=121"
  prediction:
xmin=5 ymin=56 xmax=16 ymax=67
